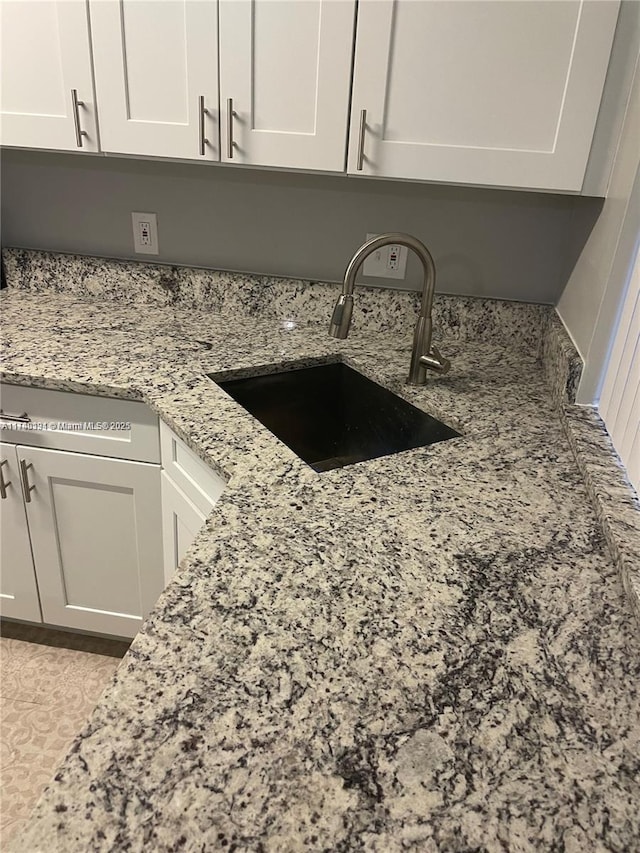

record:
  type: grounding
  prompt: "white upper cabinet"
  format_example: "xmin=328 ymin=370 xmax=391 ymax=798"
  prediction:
xmin=219 ymin=0 xmax=356 ymax=171
xmin=0 ymin=0 xmax=623 ymax=192
xmin=348 ymin=0 xmax=621 ymax=191
xmin=89 ymin=0 xmax=219 ymax=160
xmin=0 ymin=0 xmax=99 ymax=152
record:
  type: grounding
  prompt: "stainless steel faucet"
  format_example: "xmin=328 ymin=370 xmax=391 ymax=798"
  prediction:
xmin=329 ymin=233 xmax=451 ymax=385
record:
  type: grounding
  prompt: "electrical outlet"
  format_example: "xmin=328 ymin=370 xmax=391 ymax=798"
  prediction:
xmin=388 ymin=245 xmax=401 ymax=271
xmin=132 ymin=212 xmax=159 ymax=255
xmin=362 ymin=233 xmax=407 ymax=279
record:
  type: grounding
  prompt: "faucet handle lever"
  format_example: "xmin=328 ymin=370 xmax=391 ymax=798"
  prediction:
xmin=420 ymin=345 xmax=450 ymax=374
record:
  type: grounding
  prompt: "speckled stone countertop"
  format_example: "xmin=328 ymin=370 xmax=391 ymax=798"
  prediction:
xmin=2 ymin=251 xmax=640 ymax=853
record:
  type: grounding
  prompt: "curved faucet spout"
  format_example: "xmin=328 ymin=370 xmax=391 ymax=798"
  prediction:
xmin=328 ymin=232 xmax=450 ymax=385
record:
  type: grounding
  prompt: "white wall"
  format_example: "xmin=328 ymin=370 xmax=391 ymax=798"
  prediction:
xmin=599 ymin=244 xmax=640 ymax=494
xmin=557 ymin=47 xmax=640 ymax=404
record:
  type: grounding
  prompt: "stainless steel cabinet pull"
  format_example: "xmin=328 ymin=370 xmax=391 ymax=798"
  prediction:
xmin=0 ymin=410 xmax=31 ymax=423
xmin=356 ymin=109 xmax=367 ymax=171
xmin=227 ymin=98 xmax=234 ymax=159
xmin=0 ymin=460 xmax=11 ymax=500
xmin=20 ymin=460 xmax=35 ymax=503
xmin=71 ymin=88 xmax=88 ymax=148
xmin=199 ymin=95 xmax=209 ymax=156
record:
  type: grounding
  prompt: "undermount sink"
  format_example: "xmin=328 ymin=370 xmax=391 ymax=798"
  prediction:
xmin=213 ymin=362 xmax=460 ymax=472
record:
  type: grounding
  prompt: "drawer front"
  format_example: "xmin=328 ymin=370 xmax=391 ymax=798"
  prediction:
xmin=160 ymin=420 xmax=226 ymax=516
xmin=0 ymin=384 xmax=159 ymax=463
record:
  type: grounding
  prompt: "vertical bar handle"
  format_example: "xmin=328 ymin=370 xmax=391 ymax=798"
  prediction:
xmin=20 ymin=459 xmax=35 ymax=503
xmin=227 ymin=98 xmax=234 ymax=159
xmin=71 ymin=89 xmax=87 ymax=148
xmin=0 ymin=459 xmax=11 ymax=500
xmin=199 ymin=95 xmax=209 ymax=156
xmin=356 ymin=109 xmax=367 ymax=171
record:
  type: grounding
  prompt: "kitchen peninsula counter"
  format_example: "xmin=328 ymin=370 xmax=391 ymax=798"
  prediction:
xmin=2 ymin=250 xmax=639 ymax=853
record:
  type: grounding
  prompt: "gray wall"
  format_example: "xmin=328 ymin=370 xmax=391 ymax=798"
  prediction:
xmin=0 ymin=148 xmax=601 ymax=303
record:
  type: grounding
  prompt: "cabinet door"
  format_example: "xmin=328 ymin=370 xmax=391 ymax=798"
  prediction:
xmin=219 ymin=0 xmax=356 ymax=171
xmin=0 ymin=443 xmax=42 ymax=623
xmin=89 ymin=0 xmax=219 ymax=159
xmin=0 ymin=0 xmax=99 ymax=151
xmin=159 ymin=421 xmax=226 ymax=516
xmin=19 ymin=446 xmax=163 ymax=639
xmin=348 ymin=0 xmax=620 ymax=191
xmin=161 ymin=471 xmax=207 ymax=585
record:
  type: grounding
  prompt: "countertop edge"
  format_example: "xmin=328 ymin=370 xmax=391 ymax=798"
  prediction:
xmin=561 ymin=403 xmax=640 ymax=624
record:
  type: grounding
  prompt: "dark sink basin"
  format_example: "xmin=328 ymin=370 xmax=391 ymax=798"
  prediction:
xmin=213 ymin=362 xmax=460 ymax=472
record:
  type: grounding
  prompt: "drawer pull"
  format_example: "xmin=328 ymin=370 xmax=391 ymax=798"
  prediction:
xmin=199 ymin=95 xmax=209 ymax=156
xmin=20 ymin=460 xmax=35 ymax=503
xmin=356 ymin=108 xmax=367 ymax=171
xmin=0 ymin=459 xmax=11 ymax=500
xmin=0 ymin=409 xmax=31 ymax=423
xmin=71 ymin=88 xmax=88 ymax=148
xmin=227 ymin=97 xmax=234 ymax=159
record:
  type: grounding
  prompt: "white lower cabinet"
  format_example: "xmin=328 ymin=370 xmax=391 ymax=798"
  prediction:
xmin=0 ymin=385 xmax=163 ymax=638
xmin=0 ymin=443 xmax=42 ymax=623
xmin=161 ymin=471 xmax=207 ymax=585
xmin=0 ymin=385 xmax=226 ymax=638
xmin=159 ymin=422 xmax=226 ymax=584
xmin=17 ymin=445 xmax=163 ymax=638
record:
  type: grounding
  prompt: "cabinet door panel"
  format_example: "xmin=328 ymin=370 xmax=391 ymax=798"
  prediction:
xmin=20 ymin=446 xmax=162 ymax=639
xmin=89 ymin=0 xmax=219 ymax=159
xmin=0 ymin=0 xmax=99 ymax=151
xmin=0 ymin=443 xmax=42 ymax=623
xmin=219 ymin=0 xmax=356 ymax=170
xmin=348 ymin=0 xmax=620 ymax=191
xmin=161 ymin=471 xmax=207 ymax=585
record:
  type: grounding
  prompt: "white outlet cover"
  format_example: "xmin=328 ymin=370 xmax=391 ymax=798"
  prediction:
xmin=362 ymin=233 xmax=407 ymax=280
xmin=132 ymin=212 xmax=159 ymax=255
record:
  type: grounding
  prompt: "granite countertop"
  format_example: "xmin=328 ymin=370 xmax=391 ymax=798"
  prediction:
xmin=2 ymin=251 xmax=639 ymax=852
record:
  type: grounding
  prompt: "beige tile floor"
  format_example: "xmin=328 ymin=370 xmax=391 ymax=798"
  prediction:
xmin=0 ymin=622 xmax=129 ymax=848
